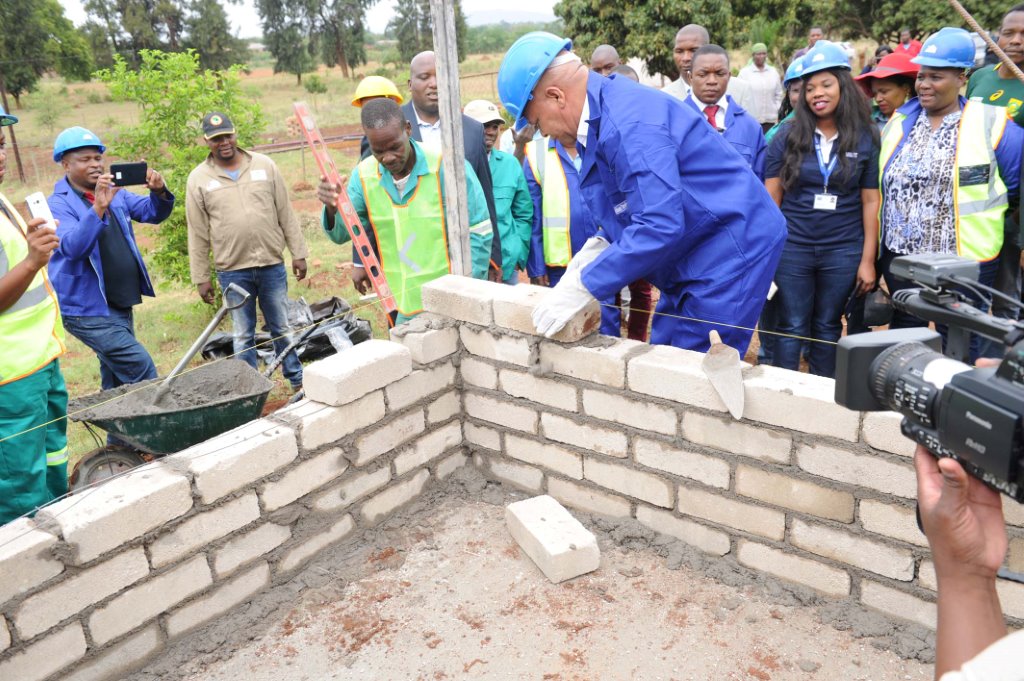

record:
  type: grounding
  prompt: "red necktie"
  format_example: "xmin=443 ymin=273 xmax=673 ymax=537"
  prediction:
xmin=703 ymin=105 xmax=719 ymax=128
xmin=83 ymin=191 xmax=95 ymax=204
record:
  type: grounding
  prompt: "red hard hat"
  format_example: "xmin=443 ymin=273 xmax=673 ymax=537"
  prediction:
xmin=855 ymin=52 xmax=920 ymax=95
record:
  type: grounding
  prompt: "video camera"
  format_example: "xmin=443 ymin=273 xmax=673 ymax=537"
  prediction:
xmin=835 ymin=254 xmax=1024 ymax=503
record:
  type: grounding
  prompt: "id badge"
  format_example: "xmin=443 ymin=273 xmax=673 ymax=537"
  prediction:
xmin=813 ymin=193 xmax=837 ymax=211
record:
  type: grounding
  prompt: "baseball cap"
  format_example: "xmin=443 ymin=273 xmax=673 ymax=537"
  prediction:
xmin=202 ymin=112 xmax=235 ymax=140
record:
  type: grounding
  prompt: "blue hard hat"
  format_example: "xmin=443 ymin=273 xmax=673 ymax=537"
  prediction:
xmin=0 ymin=106 xmax=17 ymax=127
xmin=53 ymin=126 xmax=106 ymax=163
xmin=498 ymin=31 xmax=573 ymax=129
xmin=801 ymin=40 xmax=852 ymax=77
xmin=784 ymin=56 xmax=807 ymax=86
xmin=913 ymin=27 xmax=975 ymax=69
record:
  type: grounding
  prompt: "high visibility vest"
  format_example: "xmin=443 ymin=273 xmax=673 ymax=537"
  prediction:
xmin=525 ymin=139 xmax=572 ymax=268
xmin=358 ymin=148 xmax=449 ymax=316
xmin=880 ymin=101 xmax=1008 ymax=261
xmin=0 ymin=194 xmax=64 ymax=386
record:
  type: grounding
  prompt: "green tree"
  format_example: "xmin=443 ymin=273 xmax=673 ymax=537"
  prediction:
xmin=387 ymin=0 xmax=467 ymax=63
xmin=256 ymin=0 xmax=317 ymax=83
xmin=184 ymin=0 xmax=250 ymax=70
xmin=95 ymin=50 xmax=265 ymax=282
xmin=84 ymin=0 xmax=172 ymax=68
xmin=303 ymin=73 xmax=328 ymax=111
xmin=315 ymin=0 xmax=372 ymax=78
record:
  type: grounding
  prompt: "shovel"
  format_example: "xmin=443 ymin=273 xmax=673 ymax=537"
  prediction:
xmin=701 ymin=330 xmax=744 ymax=420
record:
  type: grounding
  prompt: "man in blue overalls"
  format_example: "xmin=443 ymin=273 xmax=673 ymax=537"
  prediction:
xmin=498 ymin=32 xmax=787 ymax=352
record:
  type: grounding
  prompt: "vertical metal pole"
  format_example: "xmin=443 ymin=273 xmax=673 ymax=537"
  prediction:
xmin=429 ymin=0 xmax=471 ymax=276
xmin=0 ymin=76 xmax=26 ymax=184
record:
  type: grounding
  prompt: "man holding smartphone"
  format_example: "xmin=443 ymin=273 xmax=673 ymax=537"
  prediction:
xmin=46 ymin=126 xmax=174 ymax=397
xmin=0 ymin=108 xmax=70 ymax=523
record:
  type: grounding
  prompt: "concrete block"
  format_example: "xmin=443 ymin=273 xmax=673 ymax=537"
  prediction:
xmin=859 ymin=499 xmax=929 ymax=548
xmin=385 ymin=362 xmax=456 ymax=411
xmin=38 ymin=463 xmax=192 ymax=565
xmin=506 ymin=433 xmax=583 ymax=480
xmin=14 ymin=548 xmax=149 ymax=639
xmin=435 ymin=451 xmax=468 ymax=479
xmin=150 ymin=493 xmax=261 ymax=568
xmin=426 ymin=390 xmax=460 ymax=424
xmin=0 ymin=518 xmax=63 ymax=606
xmin=541 ymin=413 xmax=627 ymax=458
xmin=633 ymin=437 xmax=730 ymax=489
xmin=539 ymin=339 xmax=644 ymax=389
xmin=1010 ymin=537 xmax=1024 ymax=573
xmin=506 ymin=495 xmax=600 ymax=583
xmin=584 ymin=458 xmax=674 ymax=508
xmin=275 ymin=392 xmax=384 ymax=451
xmin=862 ymin=412 xmax=915 ymax=458
xmin=167 ymin=562 xmax=270 ymax=639
xmin=627 ymin=345 xmax=728 ymax=413
xmin=481 ymin=455 xmax=545 ymax=493
xmin=360 ymin=470 xmax=430 ymax=525
xmin=460 ymin=326 xmax=532 ymax=367
xmin=860 ymin=581 xmax=936 ymax=629
xmin=546 ymin=478 xmax=632 ymax=518
xmin=492 ymin=283 xmax=601 ymax=342
xmin=421 ymin=274 xmax=501 ymax=325
xmin=918 ymin=561 xmax=937 ymax=591
xmin=735 ymin=466 xmax=854 ymax=523
xmin=1006 ymin=501 xmax=1024 ymax=528
xmin=500 ymin=369 xmax=578 ymax=412
xmin=461 ymin=356 xmax=498 ymax=389
xmin=742 ymin=366 xmax=860 ymax=441
xmin=176 ymin=418 xmax=298 ymax=503
xmin=261 ymin=449 xmax=349 ymax=510
xmin=304 ymin=340 xmax=412 ymax=406
xmin=797 ymin=443 xmax=917 ymax=499
xmin=0 ymin=623 xmax=86 ymax=681
xmin=466 ymin=393 xmax=538 ymax=433
xmin=465 ymin=422 xmax=501 ymax=451
xmin=394 ymin=421 xmax=462 ymax=475
xmin=213 ymin=522 xmax=291 ymax=578
xmin=635 ymin=506 xmax=731 ymax=556
xmin=737 ymin=540 xmax=851 ymax=597
xmin=62 ymin=625 xmax=162 ymax=681
xmin=582 ymin=389 xmax=676 ymax=435
xmin=791 ymin=519 xmax=914 ymax=580
xmin=678 ymin=487 xmax=785 ymax=540
xmin=88 ymin=554 xmax=212 ymax=646
xmin=997 ymin=579 xmax=1024 ymax=619
xmin=681 ymin=412 xmax=791 ymax=464
xmin=0 ymin=617 xmax=8 ymax=652
xmin=391 ymin=322 xmax=459 ymax=364
xmin=278 ymin=515 xmax=355 ymax=573
xmin=353 ymin=410 xmax=426 ymax=466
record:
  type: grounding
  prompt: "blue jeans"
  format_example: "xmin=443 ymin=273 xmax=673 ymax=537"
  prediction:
xmin=217 ymin=264 xmax=303 ymax=388
xmin=772 ymin=241 xmax=863 ymax=377
xmin=64 ymin=307 xmax=158 ymax=391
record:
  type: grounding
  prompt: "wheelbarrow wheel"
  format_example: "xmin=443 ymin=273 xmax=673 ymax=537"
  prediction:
xmin=70 ymin=448 xmax=148 ymax=491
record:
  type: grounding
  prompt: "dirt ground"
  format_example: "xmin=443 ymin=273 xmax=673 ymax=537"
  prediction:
xmin=130 ymin=470 xmax=934 ymax=681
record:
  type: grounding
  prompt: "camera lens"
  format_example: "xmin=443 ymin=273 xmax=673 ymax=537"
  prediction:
xmin=869 ymin=342 xmax=970 ymax=428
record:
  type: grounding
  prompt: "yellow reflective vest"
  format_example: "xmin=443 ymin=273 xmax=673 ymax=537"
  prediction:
xmin=525 ymin=139 xmax=572 ymax=268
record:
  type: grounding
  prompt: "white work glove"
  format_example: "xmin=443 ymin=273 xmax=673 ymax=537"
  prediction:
xmin=532 ymin=237 xmax=608 ymax=338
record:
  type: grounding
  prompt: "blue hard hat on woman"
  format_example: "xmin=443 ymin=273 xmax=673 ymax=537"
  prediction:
xmin=801 ymin=40 xmax=852 ymax=76
xmin=497 ymin=31 xmax=574 ymax=129
xmin=912 ymin=27 xmax=975 ymax=69
xmin=784 ymin=56 xmax=807 ymax=86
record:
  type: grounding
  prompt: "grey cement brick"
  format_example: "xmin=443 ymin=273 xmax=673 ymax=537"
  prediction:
xmin=213 ymin=522 xmax=291 ymax=578
xmin=391 ymin=323 xmax=458 ymax=364
xmin=860 ymin=581 xmax=936 ymax=629
xmin=394 ymin=421 xmax=462 ymax=475
xmin=742 ymin=366 xmax=860 ymax=441
xmin=859 ymin=499 xmax=929 ymax=548
xmin=681 ymin=412 xmax=791 ymax=464
xmin=353 ymin=410 xmax=426 ymax=466
xmin=176 ymin=418 xmax=299 ymax=504
xmin=505 ymin=433 xmax=583 ymax=479
xmin=426 ymin=390 xmax=460 ymax=424
xmin=88 ymin=554 xmax=212 ymax=646
xmin=14 ymin=548 xmax=149 ymax=639
xmin=0 ymin=518 xmax=63 ymax=606
xmin=304 ymin=339 xmax=412 ymax=406
xmin=312 ymin=466 xmax=392 ymax=512
xmin=465 ymin=422 xmax=502 ymax=451
xmin=797 ymin=443 xmax=917 ymax=499
xmin=360 ymin=470 xmax=430 ymax=525
xmin=167 ymin=562 xmax=271 ymax=639
xmin=862 ymin=412 xmax=915 ymax=458
xmin=461 ymin=356 xmax=498 ymax=389
xmin=678 ymin=486 xmax=785 ymax=540
xmin=546 ymin=478 xmax=631 ymax=518
xmin=385 ymin=362 xmax=456 ymax=411
xmin=735 ymin=465 xmax=854 ymax=523
xmin=790 ymin=519 xmax=914 ymax=581
xmin=737 ymin=540 xmax=850 ymax=597
xmin=421 ymin=274 xmax=501 ymax=325
xmin=38 ymin=462 xmax=192 ymax=564
xmin=466 ymin=393 xmax=538 ymax=433
xmin=61 ymin=624 xmax=162 ymax=681
xmin=435 ymin=451 xmax=468 ymax=479
xmin=582 ymin=389 xmax=676 ymax=435
xmin=275 ymin=392 xmax=384 ymax=451
xmin=635 ymin=506 xmax=731 ymax=556
xmin=149 ymin=493 xmax=261 ymax=567
xmin=505 ymin=495 xmax=600 ymax=583
xmin=584 ymin=458 xmax=674 ymax=508
xmin=460 ymin=326 xmax=532 ymax=367
xmin=492 ymin=283 xmax=601 ymax=342
xmin=483 ymin=456 xmax=545 ymax=493
xmin=997 ymin=579 xmax=1024 ymax=619
xmin=500 ymin=369 xmax=578 ymax=412
xmin=541 ymin=413 xmax=627 ymax=458
xmin=0 ymin=623 xmax=86 ymax=681
xmin=260 ymin=448 xmax=349 ymax=510
xmin=627 ymin=345 xmax=729 ymax=413
xmin=278 ymin=515 xmax=355 ymax=573
xmin=633 ymin=437 xmax=730 ymax=489
xmin=539 ymin=340 xmax=644 ymax=389
xmin=0 ymin=617 xmax=8 ymax=652
xmin=1010 ymin=537 xmax=1024 ymax=573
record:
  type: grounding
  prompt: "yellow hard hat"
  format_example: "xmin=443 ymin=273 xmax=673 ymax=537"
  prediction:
xmin=463 ymin=99 xmax=504 ymax=126
xmin=351 ymin=76 xmax=405 ymax=107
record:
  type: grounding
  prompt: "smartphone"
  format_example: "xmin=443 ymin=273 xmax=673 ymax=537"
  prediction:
xmin=110 ymin=161 xmax=148 ymax=187
xmin=25 ymin=192 xmax=56 ymax=232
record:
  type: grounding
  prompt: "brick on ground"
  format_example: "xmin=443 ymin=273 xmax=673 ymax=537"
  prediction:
xmin=166 ymin=562 xmax=271 ymax=638
xmin=506 ymin=495 xmax=600 ymax=583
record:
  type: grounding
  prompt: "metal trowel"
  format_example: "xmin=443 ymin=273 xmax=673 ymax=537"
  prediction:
xmin=702 ymin=330 xmax=744 ymax=420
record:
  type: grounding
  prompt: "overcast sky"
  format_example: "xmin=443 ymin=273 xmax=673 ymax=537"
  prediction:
xmin=58 ymin=0 xmax=558 ymax=37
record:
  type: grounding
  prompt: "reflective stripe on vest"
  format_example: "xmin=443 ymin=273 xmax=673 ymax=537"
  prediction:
xmin=0 ymin=195 xmax=65 ymax=386
xmin=879 ymin=102 xmax=1007 ymax=261
xmin=359 ymin=148 xmax=449 ymax=317
xmin=526 ymin=139 xmax=572 ymax=268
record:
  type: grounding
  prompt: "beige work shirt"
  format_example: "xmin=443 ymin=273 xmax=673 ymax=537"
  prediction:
xmin=185 ymin=149 xmax=308 ymax=284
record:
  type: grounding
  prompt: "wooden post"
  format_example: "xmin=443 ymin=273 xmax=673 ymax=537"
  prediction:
xmin=0 ymin=75 xmax=26 ymax=184
xmin=429 ymin=0 xmax=471 ymax=276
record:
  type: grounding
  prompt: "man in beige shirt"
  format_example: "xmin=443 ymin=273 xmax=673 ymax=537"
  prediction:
xmin=186 ymin=112 xmax=309 ymax=390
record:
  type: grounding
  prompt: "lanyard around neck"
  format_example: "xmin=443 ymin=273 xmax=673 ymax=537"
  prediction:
xmin=814 ymin=134 xmax=838 ymax=194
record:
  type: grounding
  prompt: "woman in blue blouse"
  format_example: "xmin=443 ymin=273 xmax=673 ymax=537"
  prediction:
xmin=764 ymin=41 xmax=881 ymax=377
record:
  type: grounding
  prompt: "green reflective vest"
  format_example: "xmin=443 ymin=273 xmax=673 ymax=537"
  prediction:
xmin=880 ymin=101 xmax=1008 ymax=261
xmin=0 ymin=194 xmax=65 ymax=385
xmin=525 ymin=139 xmax=572 ymax=268
xmin=358 ymin=148 xmax=449 ymax=316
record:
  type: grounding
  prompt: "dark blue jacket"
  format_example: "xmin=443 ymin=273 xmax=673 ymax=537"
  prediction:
xmin=47 ymin=177 xmax=174 ymax=316
xmin=684 ymin=94 xmax=767 ymax=180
